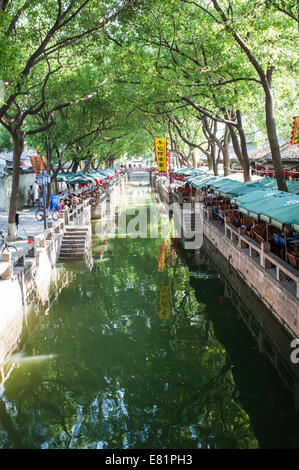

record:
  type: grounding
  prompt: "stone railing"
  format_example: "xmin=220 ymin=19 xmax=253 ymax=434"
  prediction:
xmin=203 ymin=206 xmax=299 ymax=300
xmin=64 ymin=198 xmax=91 ymax=225
xmin=153 ymin=176 xmax=299 ymax=302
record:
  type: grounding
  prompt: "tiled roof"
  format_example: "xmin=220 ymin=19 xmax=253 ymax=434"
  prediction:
xmin=249 ymin=142 xmax=299 ymax=162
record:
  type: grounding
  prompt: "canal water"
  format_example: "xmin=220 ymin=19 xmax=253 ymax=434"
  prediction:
xmin=0 ymin=184 xmax=298 ymax=449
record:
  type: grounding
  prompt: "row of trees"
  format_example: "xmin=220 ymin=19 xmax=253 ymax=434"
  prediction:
xmin=0 ymin=0 xmax=298 ymax=238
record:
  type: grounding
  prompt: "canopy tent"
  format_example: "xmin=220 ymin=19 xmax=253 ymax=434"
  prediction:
xmin=68 ymin=173 xmax=95 ymax=184
xmin=172 ymin=167 xmax=201 ymax=176
xmin=56 ymin=172 xmax=75 ymax=182
xmin=292 ymin=220 xmax=299 ymax=232
xmin=258 ymin=177 xmax=299 ymax=195
xmin=238 ymin=192 xmax=299 ymax=221
xmin=209 ymin=177 xmax=243 ymax=191
xmin=287 ymin=181 xmax=299 ymax=195
xmin=222 ymin=182 xmax=267 ymax=199
xmin=231 ymin=188 xmax=279 ymax=206
xmin=184 ymin=172 xmax=209 ymax=184
xmin=262 ymin=203 xmax=299 ymax=229
xmin=213 ymin=180 xmax=247 ymax=196
xmin=189 ymin=175 xmax=222 ymax=190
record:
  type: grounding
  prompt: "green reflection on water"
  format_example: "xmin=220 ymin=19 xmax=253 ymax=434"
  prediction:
xmin=0 ymin=187 xmax=258 ymax=449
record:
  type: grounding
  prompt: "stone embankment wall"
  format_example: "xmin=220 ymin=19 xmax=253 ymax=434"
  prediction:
xmin=152 ymin=174 xmax=299 ymax=338
xmin=0 ymin=180 xmax=124 ymax=387
xmin=0 ymin=199 xmax=92 ymax=387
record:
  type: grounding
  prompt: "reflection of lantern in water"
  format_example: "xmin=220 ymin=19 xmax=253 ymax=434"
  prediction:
xmin=158 ymin=283 xmax=171 ymax=320
xmin=157 ymin=237 xmax=169 ymax=271
xmin=219 ymin=296 xmax=225 ymax=304
xmin=226 ymin=309 xmax=232 ymax=318
xmin=169 ymin=246 xmax=174 ymax=267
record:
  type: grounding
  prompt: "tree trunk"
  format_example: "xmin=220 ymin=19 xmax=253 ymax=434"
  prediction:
xmin=8 ymin=128 xmax=24 ymax=240
xmin=207 ymin=157 xmax=213 ymax=172
xmin=236 ymin=110 xmax=251 ymax=182
xmin=264 ymin=82 xmax=287 ymax=191
xmin=191 ymin=151 xmax=197 ymax=167
xmin=211 ymin=146 xmax=218 ymax=176
xmin=228 ymin=123 xmax=251 ymax=182
xmin=45 ymin=137 xmax=52 ymax=207
xmin=223 ymin=125 xmax=231 ymax=176
xmin=72 ymin=160 xmax=79 ymax=173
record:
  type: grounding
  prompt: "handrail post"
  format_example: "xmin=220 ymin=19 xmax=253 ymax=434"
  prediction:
xmin=2 ymin=252 xmax=12 ymax=280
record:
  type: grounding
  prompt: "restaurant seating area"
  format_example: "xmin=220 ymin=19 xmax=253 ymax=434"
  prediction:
xmin=52 ymin=166 xmax=122 ymax=213
xmin=170 ymin=167 xmax=299 ymax=272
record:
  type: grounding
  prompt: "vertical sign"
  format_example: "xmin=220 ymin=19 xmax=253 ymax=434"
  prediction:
xmin=154 ymin=138 xmax=167 ymax=172
xmin=30 ymin=154 xmax=47 ymax=175
xmin=290 ymin=116 xmax=299 ymax=147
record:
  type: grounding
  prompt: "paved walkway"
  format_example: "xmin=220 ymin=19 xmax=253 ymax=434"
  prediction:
xmin=0 ymin=206 xmax=45 ymax=253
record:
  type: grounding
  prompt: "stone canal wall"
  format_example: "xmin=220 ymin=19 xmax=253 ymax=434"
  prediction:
xmin=0 ymin=181 xmax=124 ymax=387
xmin=0 ymin=198 xmax=93 ymax=384
xmin=0 ymin=198 xmax=92 ymax=312
xmin=153 ymin=174 xmax=299 ymax=338
xmin=198 ymin=238 xmax=299 ymax=408
xmin=202 ymin=213 xmax=299 ymax=336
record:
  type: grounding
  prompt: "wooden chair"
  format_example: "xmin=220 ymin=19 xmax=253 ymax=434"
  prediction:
xmin=252 ymin=223 xmax=266 ymax=238
xmin=287 ymin=252 xmax=299 ymax=270
xmin=243 ymin=216 xmax=254 ymax=226
xmin=253 ymin=232 xmax=265 ymax=244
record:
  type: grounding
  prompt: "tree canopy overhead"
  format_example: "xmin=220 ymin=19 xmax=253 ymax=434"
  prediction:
xmin=0 ymin=0 xmax=298 ymax=237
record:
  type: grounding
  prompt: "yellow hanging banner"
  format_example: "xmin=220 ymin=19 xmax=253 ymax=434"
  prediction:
xmin=290 ymin=116 xmax=299 ymax=146
xmin=155 ymin=138 xmax=167 ymax=172
xmin=158 ymin=283 xmax=171 ymax=320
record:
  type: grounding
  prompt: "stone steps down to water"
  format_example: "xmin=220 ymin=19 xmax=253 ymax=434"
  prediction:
xmin=59 ymin=226 xmax=89 ymax=260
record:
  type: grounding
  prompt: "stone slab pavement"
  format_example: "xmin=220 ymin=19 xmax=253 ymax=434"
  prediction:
xmin=0 ymin=206 xmax=46 ymax=259
xmin=0 ymin=206 xmax=45 ymax=238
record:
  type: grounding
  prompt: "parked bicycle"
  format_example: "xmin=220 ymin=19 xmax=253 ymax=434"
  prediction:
xmin=0 ymin=230 xmax=17 ymax=253
xmin=35 ymin=207 xmax=60 ymax=222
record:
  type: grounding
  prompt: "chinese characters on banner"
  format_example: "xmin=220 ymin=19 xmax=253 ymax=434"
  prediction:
xmin=154 ymin=138 xmax=167 ymax=172
xmin=30 ymin=154 xmax=47 ymax=176
xmin=290 ymin=116 xmax=299 ymax=147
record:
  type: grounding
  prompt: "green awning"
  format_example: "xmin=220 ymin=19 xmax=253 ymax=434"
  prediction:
xmin=224 ymin=182 xmax=264 ymax=198
xmin=232 ymin=189 xmax=278 ymax=206
xmin=238 ymin=193 xmax=299 ymax=221
xmin=292 ymin=220 xmax=299 ymax=232
xmin=265 ymin=203 xmax=299 ymax=229
xmin=287 ymin=181 xmax=299 ymax=195
xmin=56 ymin=172 xmax=75 ymax=182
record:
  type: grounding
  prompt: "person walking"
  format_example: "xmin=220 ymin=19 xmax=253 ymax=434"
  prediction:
xmin=27 ymin=185 xmax=35 ymax=206
xmin=37 ymin=185 xmax=43 ymax=207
